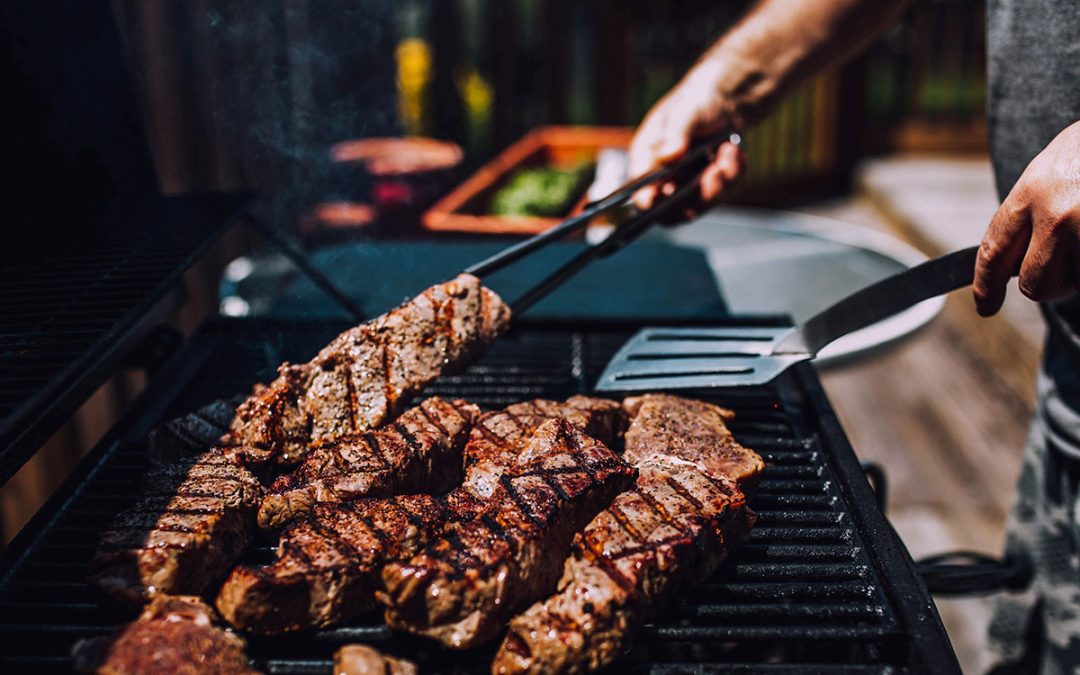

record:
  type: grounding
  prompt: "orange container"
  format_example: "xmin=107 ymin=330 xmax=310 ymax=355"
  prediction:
xmin=423 ymin=126 xmax=633 ymax=235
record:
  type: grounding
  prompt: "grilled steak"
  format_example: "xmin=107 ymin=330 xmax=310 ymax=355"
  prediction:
xmin=71 ymin=594 xmax=259 ymax=675
xmin=492 ymin=395 xmax=761 ymax=675
xmin=89 ymin=452 xmax=262 ymax=605
xmin=148 ymin=396 xmax=244 ymax=465
xmin=217 ymin=491 xmax=486 ymax=634
xmin=463 ymin=395 xmax=625 ymax=498
xmin=623 ymin=393 xmax=764 ymax=492
xmin=257 ymin=397 xmax=480 ymax=531
xmin=379 ymin=419 xmax=637 ymax=650
xmin=334 ymin=645 xmax=417 ymax=675
xmin=226 ymin=274 xmax=510 ymax=466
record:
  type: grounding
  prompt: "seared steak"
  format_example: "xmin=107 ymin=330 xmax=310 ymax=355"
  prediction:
xmin=463 ymin=395 xmax=625 ymax=498
xmin=623 ymin=393 xmax=764 ymax=492
xmin=493 ymin=461 xmax=753 ymax=674
xmin=89 ymin=453 xmax=262 ymax=605
xmin=334 ymin=645 xmax=417 ymax=675
xmin=379 ymin=419 xmax=637 ymax=650
xmin=71 ymin=595 xmax=259 ymax=675
xmin=227 ymin=274 xmax=510 ymax=467
xmin=148 ymin=397 xmax=244 ymax=465
xmin=491 ymin=395 xmax=762 ymax=675
xmin=217 ymin=492 xmax=485 ymax=634
xmin=257 ymin=397 xmax=480 ymax=531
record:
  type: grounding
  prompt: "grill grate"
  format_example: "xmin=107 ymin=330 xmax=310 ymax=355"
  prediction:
xmin=0 ymin=318 xmax=958 ymax=674
xmin=0 ymin=194 xmax=247 ymax=486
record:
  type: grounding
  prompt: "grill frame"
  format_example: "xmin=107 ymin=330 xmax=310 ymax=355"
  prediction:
xmin=0 ymin=317 xmax=959 ymax=674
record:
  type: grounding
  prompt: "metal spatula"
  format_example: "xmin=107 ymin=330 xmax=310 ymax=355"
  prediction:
xmin=595 ymin=245 xmax=981 ymax=391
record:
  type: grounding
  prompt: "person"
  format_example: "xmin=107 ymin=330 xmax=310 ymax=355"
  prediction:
xmin=629 ymin=1 xmax=1080 ymax=672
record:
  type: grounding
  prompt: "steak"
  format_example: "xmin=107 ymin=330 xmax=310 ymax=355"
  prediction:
xmin=623 ymin=393 xmax=764 ymax=492
xmin=148 ymin=396 xmax=244 ymax=465
xmin=334 ymin=645 xmax=417 ymax=675
xmin=463 ymin=395 xmax=625 ymax=498
xmin=491 ymin=395 xmax=761 ymax=675
xmin=88 ymin=453 xmax=262 ymax=605
xmin=257 ymin=397 xmax=480 ymax=531
xmin=71 ymin=594 xmax=259 ymax=675
xmin=217 ymin=492 xmax=486 ymax=634
xmin=379 ymin=419 xmax=637 ymax=650
xmin=216 ymin=397 xmax=622 ymax=634
xmin=226 ymin=274 xmax=510 ymax=467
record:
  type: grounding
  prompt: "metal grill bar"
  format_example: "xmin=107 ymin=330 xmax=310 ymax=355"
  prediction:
xmin=0 ymin=319 xmax=957 ymax=674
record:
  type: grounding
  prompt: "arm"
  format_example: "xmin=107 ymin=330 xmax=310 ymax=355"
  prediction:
xmin=630 ymin=0 xmax=911 ymax=209
xmin=973 ymin=120 xmax=1080 ymax=315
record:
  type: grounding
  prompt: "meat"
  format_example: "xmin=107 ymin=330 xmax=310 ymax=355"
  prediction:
xmin=257 ymin=397 xmax=480 ymax=531
xmin=334 ymin=645 xmax=417 ymax=675
xmin=217 ymin=492 xmax=486 ymax=634
xmin=491 ymin=394 xmax=762 ymax=675
xmin=379 ymin=419 xmax=637 ymax=650
xmin=216 ymin=398 xmax=626 ymax=635
xmin=623 ymin=393 xmax=764 ymax=493
xmin=147 ymin=397 xmax=243 ymax=465
xmin=88 ymin=453 xmax=263 ymax=605
xmin=463 ymin=395 xmax=625 ymax=498
xmin=71 ymin=595 xmax=260 ymax=675
xmin=226 ymin=274 xmax=510 ymax=466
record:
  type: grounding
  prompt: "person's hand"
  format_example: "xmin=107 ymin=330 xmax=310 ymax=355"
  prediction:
xmin=974 ymin=120 xmax=1080 ymax=316
xmin=628 ymin=69 xmax=746 ymax=215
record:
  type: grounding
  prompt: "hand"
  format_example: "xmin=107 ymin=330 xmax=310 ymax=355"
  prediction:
xmin=974 ymin=120 xmax=1080 ymax=316
xmin=628 ymin=68 xmax=746 ymax=215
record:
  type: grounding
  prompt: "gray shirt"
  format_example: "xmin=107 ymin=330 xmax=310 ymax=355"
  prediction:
xmin=988 ymin=0 xmax=1080 ymax=459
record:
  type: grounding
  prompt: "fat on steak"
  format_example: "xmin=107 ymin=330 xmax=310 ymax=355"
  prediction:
xmin=71 ymin=595 xmax=260 ymax=675
xmin=88 ymin=452 xmax=263 ymax=605
xmin=379 ymin=418 xmax=637 ymax=650
xmin=492 ymin=393 xmax=762 ymax=675
xmin=226 ymin=273 xmax=510 ymax=467
xmin=257 ymin=397 xmax=480 ymax=531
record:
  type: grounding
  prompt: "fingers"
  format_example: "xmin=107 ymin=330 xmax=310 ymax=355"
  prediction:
xmin=973 ymin=198 xmax=1031 ymax=316
xmin=1018 ymin=219 xmax=1073 ymax=303
xmin=700 ymin=141 xmax=746 ymax=203
xmin=630 ymin=108 xmax=693 ymax=211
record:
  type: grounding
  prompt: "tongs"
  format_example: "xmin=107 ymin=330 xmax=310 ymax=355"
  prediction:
xmin=466 ymin=130 xmax=742 ymax=315
xmin=594 ymin=246 xmax=982 ymax=391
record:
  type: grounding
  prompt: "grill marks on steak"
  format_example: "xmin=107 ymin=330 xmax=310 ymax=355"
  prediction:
xmin=215 ymin=398 xmax=626 ymax=635
xmin=492 ymin=394 xmax=762 ymax=675
xmin=89 ymin=453 xmax=262 ymax=605
xmin=463 ymin=395 xmax=625 ymax=499
xmin=227 ymin=274 xmax=510 ymax=466
xmin=217 ymin=492 xmax=485 ymax=633
xmin=257 ymin=397 xmax=480 ymax=531
xmin=148 ymin=397 xmax=244 ymax=465
xmin=72 ymin=595 xmax=260 ymax=675
xmin=379 ymin=419 xmax=637 ymax=650
xmin=493 ymin=463 xmax=754 ymax=674
xmin=623 ymin=393 xmax=764 ymax=493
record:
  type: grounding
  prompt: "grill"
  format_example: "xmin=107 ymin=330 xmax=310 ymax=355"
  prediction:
xmin=0 ymin=317 xmax=959 ymax=674
xmin=0 ymin=194 xmax=246 ymax=486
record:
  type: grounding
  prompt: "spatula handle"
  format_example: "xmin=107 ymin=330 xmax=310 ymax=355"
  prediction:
xmin=774 ymin=245 xmax=981 ymax=356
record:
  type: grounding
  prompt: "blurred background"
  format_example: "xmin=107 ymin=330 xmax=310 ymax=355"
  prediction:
xmin=2 ymin=1 xmax=1030 ymax=670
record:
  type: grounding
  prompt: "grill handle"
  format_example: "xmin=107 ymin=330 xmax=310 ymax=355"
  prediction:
xmin=916 ymin=550 xmax=1033 ymax=596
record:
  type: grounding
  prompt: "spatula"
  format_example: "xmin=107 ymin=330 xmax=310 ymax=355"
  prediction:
xmin=595 ymin=245 xmax=982 ymax=391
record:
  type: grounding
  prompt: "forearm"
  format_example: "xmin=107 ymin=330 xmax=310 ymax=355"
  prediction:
xmin=688 ymin=0 xmax=910 ymax=123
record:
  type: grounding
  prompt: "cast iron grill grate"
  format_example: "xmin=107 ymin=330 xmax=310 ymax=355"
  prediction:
xmin=0 ymin=318 xmax=957 ymax=674
xmin=0 ymin=194 xmax=247 ymax=487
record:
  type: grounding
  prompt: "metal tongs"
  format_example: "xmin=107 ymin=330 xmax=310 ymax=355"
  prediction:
xmin=466 ymin=130 xmax=743 ymax=315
